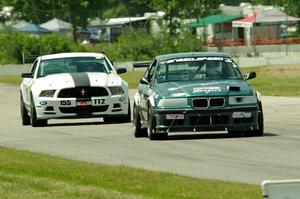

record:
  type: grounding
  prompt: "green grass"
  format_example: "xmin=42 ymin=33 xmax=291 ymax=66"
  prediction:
xmin=241 ymin=65 xmax=300 ymax=96
xmin=0 ymin=146 xmax=261 ymax=199
xmin=0 ymin=75 xmax=22 ymax=85
xmin=1 ymin=65 xmax=300 ymax=96
xmin=120 ymin=70 xmax=144 ymax=89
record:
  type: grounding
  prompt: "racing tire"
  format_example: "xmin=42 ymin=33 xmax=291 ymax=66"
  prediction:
xmin=251 ymin=102 xmax=264 ymax=136
xmin=30 ymin=96 xmax=47 ymax=127
xmin=147 ymin=106 xmax=167 ymax=140
xmin=133 ymin=104 xmax=146 ymax=138
xmin=147 ymin=107 xmax=156 ymax=140
xmin=228 ymin=102 xmax=264 ymax=137
xmin=20 ymin=94 xmax=30 ymax=125
xmin=103 ymin=117 xmax=115 ymax=123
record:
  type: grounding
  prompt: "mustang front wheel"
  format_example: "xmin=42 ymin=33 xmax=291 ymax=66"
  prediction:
xmin=30 ymin=96 xmax=47 ymax=127
xmin=20 ymin=94 xmax=30 ymax=125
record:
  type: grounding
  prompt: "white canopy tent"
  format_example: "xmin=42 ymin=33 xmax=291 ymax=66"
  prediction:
xmin=232 ymin=8 xmax=300 ymax=28
xmin=40 ymin=18 xmax=72 ymax=34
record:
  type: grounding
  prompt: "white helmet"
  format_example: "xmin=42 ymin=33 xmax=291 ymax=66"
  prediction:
xmin=206 ymin=61 xmax=222 ymax=76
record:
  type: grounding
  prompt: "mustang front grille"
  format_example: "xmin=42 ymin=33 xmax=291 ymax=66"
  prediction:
xmin=192 ymin=97 xmax=225 ymax=108
xmin=58 ymin=87 xmax=109 ymax=98
xmin=59 ymin=105 xmax=109 ymax=114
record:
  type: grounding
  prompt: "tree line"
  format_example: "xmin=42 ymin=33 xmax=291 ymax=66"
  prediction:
xmin=1 ymin=0 xmax=298 ymax=39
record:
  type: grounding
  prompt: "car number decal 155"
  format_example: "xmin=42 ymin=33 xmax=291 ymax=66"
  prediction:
xmin=61 ymin=100 xmax=71 ymax=106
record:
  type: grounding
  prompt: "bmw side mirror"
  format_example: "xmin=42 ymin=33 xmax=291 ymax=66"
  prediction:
xmin=21 ymin=73 xmax=33 ymax=78
xmin=116 ymin=68 xmax=127 ymax=74
xmin=139 ymin=77 xmax=150 ymax=85
xmin=245 ymin=71 xmax=256 ymax=80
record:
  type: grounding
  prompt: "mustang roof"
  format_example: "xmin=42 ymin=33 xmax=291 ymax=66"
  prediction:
xmin=40 ymin=52 xmax=105 ymax=60
xmin=156 ymin=52 xmax=231 ymax=62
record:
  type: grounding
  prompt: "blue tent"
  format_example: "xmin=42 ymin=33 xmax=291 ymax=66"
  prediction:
xmin=13 ymin=20 xmax=51 ymax=34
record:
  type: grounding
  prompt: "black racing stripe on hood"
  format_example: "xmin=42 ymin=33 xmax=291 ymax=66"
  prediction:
xmin=69 ymin=73 xmax=90 ymax=87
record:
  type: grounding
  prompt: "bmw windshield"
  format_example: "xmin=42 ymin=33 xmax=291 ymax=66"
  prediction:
xmin=156 ymin=57 xmax=244 ymax=83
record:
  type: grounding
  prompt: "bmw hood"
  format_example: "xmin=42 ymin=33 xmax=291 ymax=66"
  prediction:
xmin=33 ymin=72 xmax=124 ymax=90
xmin=155 ymin=80 xmax=254 ymax=98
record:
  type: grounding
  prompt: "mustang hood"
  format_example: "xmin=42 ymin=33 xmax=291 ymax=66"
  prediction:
xmin=34 ymin=72 xmax=123 ymax=90
xmin=155 ymin=80 xmax=253 ymax=97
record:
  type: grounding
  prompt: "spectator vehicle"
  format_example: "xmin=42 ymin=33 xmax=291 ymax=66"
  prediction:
xmin=20 ymin=52 xmax=130 ymax=127
xmin=133 ymin=52 xmax=263 ymax=140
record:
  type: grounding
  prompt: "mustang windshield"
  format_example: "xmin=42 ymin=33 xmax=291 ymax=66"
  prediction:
xmin=156 ymin=57 xmax=243 ymax=82
xmin=38 ymin=57 xmax=112 ymax=78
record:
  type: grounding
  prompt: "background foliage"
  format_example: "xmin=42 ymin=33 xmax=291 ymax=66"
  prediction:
xmin=0 ymin=0 xmax=299 ymax=64
xmin=0 ymin=29 xmax=204 ymax=64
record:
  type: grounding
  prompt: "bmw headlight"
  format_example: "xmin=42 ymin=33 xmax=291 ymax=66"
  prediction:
xmin=109 ymin=87 xmax=124 ymax=95
xmin=229 ymin=95 xmax=257 ymax=105
xmin=158 ymin=98 xmax=188 ymax=107
xmin=39 ymin=90 xmax=56 ymax=97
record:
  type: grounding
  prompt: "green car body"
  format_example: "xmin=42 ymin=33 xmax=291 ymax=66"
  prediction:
xmin=133 ymin=52 xmax=264 ymax=140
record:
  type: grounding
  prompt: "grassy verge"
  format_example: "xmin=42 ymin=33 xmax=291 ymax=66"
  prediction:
xmin=1 ymin=65 xmax=300 ymax=96
xmin=0 ymin=75 xmax=22 ymax=85
xmin=120 ymin=70 xmax=144 ymax=89
xmin=241 ymin=65 xmax=300 ymax=96
xmin=0 ymin=146 xmax=260 ymax=199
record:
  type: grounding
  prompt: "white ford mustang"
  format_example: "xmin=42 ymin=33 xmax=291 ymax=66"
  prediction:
xmin=20 ymin=52 xmax=130 ymax=127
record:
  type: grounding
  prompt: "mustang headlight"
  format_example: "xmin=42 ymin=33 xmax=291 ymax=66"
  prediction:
xmin=229 ymin=95 xmax=257 ymax=105
xmin=39 ymin=90 xmax=56 ymax=97
xmin=109 ymin=86 xmax=124 ymax=95
xmin=158 ymin=98 xmax=188 ymax=107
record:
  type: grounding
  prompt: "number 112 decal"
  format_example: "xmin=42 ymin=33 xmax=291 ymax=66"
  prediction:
xmin=94 ymin=99 xmax=105 ymax=105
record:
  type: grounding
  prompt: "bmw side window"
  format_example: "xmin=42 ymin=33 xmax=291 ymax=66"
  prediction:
xmin=147 ymin=60 xmax=157 ymax=82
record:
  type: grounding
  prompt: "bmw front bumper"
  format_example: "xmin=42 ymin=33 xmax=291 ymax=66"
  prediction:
xmin=153 ymin=105 xmax=260 ymax=133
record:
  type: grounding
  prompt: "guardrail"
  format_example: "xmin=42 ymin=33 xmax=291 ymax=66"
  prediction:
xmin=209 ymin=37 xmax=300 ymax=47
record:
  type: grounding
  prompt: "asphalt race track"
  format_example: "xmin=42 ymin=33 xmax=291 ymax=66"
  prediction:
xmin=1 ymin=83 xmax=300 ymax=185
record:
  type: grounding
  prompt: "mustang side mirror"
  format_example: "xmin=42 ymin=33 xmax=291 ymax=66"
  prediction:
xmin=245 ymin=71 xmax=256 ymax=80
xmin=21 ymin=73 xmax=33 ymax=78
xmin=116 ymin=67 xmax=127 ymax=74
xmin=139 ymin=77 xmax=150 ymax=85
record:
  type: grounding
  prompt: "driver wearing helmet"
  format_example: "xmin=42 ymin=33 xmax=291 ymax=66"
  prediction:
xmin=206 ymin=60 xmax=222 ymax=78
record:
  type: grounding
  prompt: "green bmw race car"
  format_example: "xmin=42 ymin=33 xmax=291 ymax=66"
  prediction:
xmin=133 ymin=52 xmax=263 ymax=140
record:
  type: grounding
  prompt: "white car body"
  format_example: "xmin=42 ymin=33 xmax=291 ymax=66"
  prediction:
xmin=20 ymin=52 xmax=130 ymax=127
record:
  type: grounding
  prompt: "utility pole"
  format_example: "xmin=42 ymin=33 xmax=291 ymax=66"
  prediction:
xmin=284 ymin=3 xmax=289 ymax=56
xmin=251 ymin=3 xmax=257 ymax=56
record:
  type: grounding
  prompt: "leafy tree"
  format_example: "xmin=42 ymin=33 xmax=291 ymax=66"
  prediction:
xmin=0 ymin=0 xmax=106 ymax=41
xmin=252 ymin=0 xmax=299 ymax=17
xmin=149 ymin=0 xmax=223 ymax=36
xmin=102 ymin=0 xmax=154 ymax=18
